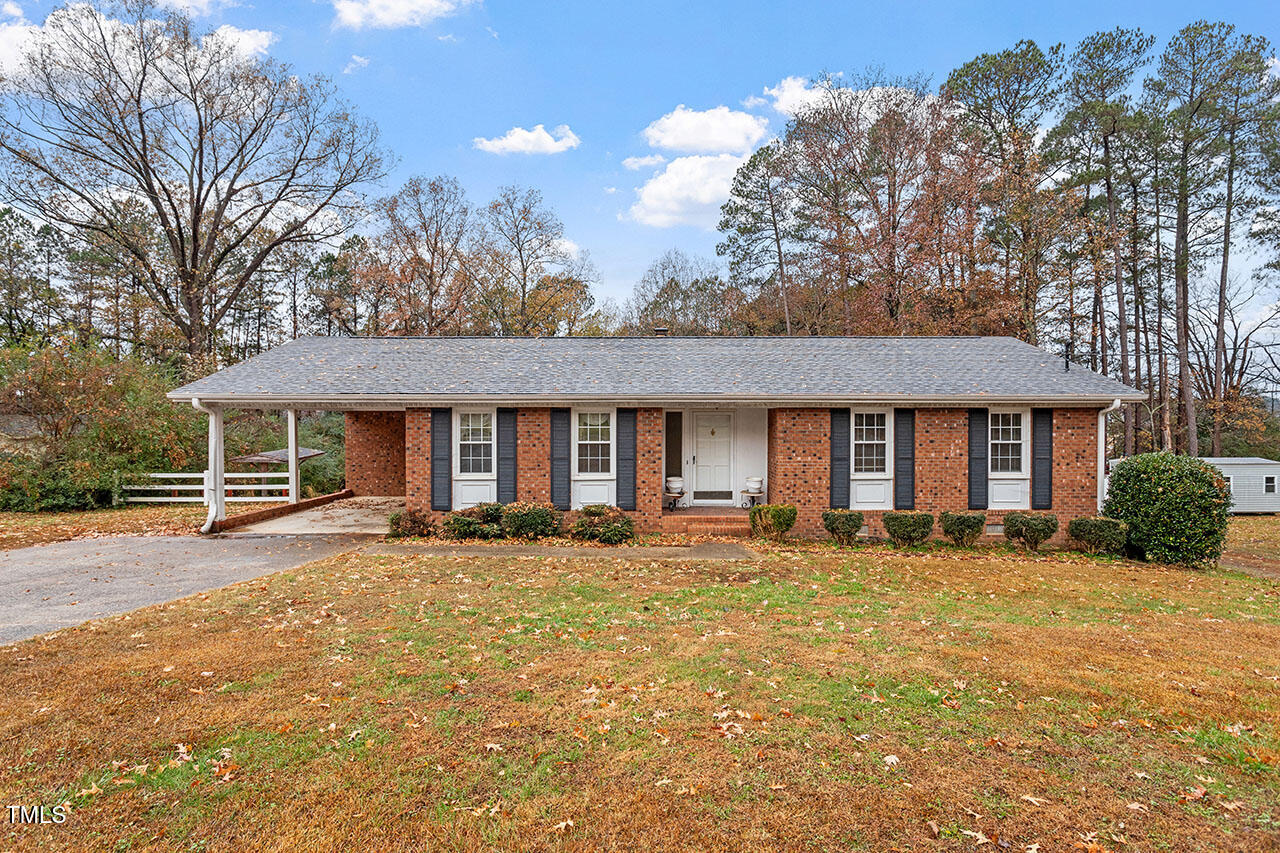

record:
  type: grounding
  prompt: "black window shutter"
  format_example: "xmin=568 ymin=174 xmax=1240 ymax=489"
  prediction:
xmin=496 ymin=408 xmax=517 ymax=504
xmin=893 ymin=409 xmax=915 ymax=510
xmin=830 ymin=408 xmax=851 ymax=508
xmin=1031 ymin=408 xmax=1053 ymax=510
xmin=430 ymin=408 xmax=452 ymax=512
xmin=968 ymin=408 xmax=989 ymax=510
xmin=616 ymin=408 xmax=637 ymax=511
xmin=550 ymin=408 xmax=571 ymax=510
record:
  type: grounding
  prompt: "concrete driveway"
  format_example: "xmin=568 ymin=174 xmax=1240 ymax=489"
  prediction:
xmin=230 ymin=496 xmax=403 ymax=534
xmin=0 ymin=535 xmax=362 ymax=645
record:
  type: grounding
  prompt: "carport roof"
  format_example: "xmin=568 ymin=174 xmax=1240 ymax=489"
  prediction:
xmin=168 ymin=335 xmax=1143 ymax=407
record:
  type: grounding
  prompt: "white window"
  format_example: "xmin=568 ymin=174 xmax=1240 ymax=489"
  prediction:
xmin=989 ymin=412 xmax=1025 ymax=475
xmin=1223 ymin=475 xmax=1233 ymax=494
xmin=852 ymin=412 xmax=888 ymax=475
xmin=1265 ymin=475 xmax=1276 ymax=495
xmin=575 ymin=411 xmax=613 ymax=476
xmin=456 ymin=411 xmax=494 ymax=477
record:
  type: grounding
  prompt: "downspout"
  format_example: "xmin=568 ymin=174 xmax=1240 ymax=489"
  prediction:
xmin=192 ymin=398 xmax=219 ymax=534
xmin=1097 ymin=398 xmax=1122 ymax=512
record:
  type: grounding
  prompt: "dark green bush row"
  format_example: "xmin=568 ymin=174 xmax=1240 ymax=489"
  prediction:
xmin=570 ymin=504 xmax=635 ymax=544
xmin=940 ymin=510 xmax=985 ymax=547
xmin=1003 ymin=512 xmax=1058 ymax=551
xmin=821 ymin=509 xmax=863 ymax=545
xmin=1067 ymin=516 xmax=1128 ymax=554
xmin=749 ymin=503 xmax=797 ymax=541
xmin=388 ymin=509 xmax=434 ymax=538
xmin=882 ymin=510 xmax=934 ymax=547
xmin=501 ymin=502 xmax=561 ymax=540
xmin=1103 ymin=453 xmax=1231 ymax=566
xmin=442 ymin=502 xmax=507 ymax=539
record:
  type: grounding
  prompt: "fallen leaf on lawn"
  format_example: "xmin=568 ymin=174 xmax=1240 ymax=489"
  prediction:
xmin=1220 ymin=800 xmax=1244 ymax=812
xmin=1127 ymin=802 xmax=1148 ymax=813
xmin=484 ymin=743 xmax=504 ymax=752
xmin=552 ymin=819 xmax=574 ymax=832
xmin=1179 ymin=786 xmax=1207 ymax=802
xmin=1020 ymin=794 xmax=1047 ymax=807
xmin=961 ymin=828 xmax=992 ymax=845
xmin=883 ymin=754 xmax=899 ymax=767
xmin=75 ymin=782 xmax=102 ymax=798
xmin=768 ymin=783 xmax=786 ymax=790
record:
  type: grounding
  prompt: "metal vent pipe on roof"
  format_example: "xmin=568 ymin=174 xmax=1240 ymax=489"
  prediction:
xmin=653 ymin=327 xmax=668 ymax=336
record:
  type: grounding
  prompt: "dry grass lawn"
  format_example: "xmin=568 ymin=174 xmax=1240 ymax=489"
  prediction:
xmin=1222 ymin=515 xmax=1280 ymax=578
xmin=1 ymin=537 xmax=1277 ymax=851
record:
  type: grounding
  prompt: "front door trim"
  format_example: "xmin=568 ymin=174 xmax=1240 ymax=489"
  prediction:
xmin=690 ymin=410 xmax=734 ymax=505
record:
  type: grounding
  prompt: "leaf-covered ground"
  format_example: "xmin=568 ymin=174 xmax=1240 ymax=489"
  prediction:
xmin=0 ymin=504 xmax=284 ymax=551
xmin=2 ymin=541 xmax=1277 ymax=851
xmin=1222 ymin=515 xmax=1280 ymax=579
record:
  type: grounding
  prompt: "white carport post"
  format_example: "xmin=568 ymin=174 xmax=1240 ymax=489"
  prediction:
xmin=286 ymin=409 xmax=300 ymax=504
xmin=193 ymin=398 xmax=225 ymax=533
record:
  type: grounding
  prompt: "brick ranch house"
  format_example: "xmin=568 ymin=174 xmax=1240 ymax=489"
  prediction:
xmin=168 ymin=336 xmax=1143 ymax=539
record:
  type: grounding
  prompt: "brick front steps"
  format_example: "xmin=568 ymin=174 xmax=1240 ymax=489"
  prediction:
xmin=660 ymin=509 xmax=752 ymax=537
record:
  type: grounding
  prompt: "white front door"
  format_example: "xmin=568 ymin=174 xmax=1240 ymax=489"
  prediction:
xmin=693 ymin=412 xmax=732 ymax=502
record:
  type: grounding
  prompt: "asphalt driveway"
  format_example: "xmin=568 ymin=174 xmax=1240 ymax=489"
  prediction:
xmin=0 ymin=535 xmax=362 ymax=644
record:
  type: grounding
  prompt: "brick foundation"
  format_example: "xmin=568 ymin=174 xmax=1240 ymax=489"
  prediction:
xmin=405 ymin=408 xmax=431 ymax=513
xmin=345 ymin=411 xmax=405 ymax=496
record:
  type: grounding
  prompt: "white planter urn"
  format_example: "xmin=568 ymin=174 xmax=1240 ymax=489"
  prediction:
xmin=744 ymin=477 xmax=764 ymax=494
xmin=665 ymin=477 xmax=685 ymax=494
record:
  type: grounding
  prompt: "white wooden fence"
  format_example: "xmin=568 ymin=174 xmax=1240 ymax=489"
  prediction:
xmin=121 ymin=471 xmax=291 ymax=504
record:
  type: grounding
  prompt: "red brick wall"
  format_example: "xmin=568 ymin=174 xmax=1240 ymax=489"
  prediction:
xmin=914 ymin=408 xmax=970 ymax=514
xmin=344 ymin=411 xmax=405 ymax=496
xmin=850 ymin=407 xmax=1099 ymax=542
xmin=767 ymin=408 xmax=831 ymax=536
xmin=633 ymin=408 xmax=665 ymax=531
xmin=404 ymin=408 xmax=431 ymax=513
xmin=400 ymin=406 xmax=668 ymax=532
xmin=1050 ymin=408 xmax=1099 ymax=521
xmin=516 ymin=408 xmax=551 ymax=502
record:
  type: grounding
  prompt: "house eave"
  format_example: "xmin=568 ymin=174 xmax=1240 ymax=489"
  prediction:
xmin=167 ymin=391 xmax=1147 ymax=410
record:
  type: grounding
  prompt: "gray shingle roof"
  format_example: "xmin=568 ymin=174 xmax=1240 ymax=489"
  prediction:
xmin=169 ymin=336 xmax=1142 ymax=406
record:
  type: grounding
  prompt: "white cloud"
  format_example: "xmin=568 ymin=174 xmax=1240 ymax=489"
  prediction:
xmin=342 ymin=54 xmax=369 ymax=74
xmin=437 ymin=33 xmax=457 ymax=42
xmin=485 ymin=25 xmax=498 ymax=38
xmin=628 ymin=153 xmax=746 ymax=229
xmin=0 ymin=17 xmax=35 ymax=73
xmin=1 ymin=2 xmax=22 ymax=19
xmin=206 ymin=24 xmax=276 ymax=57
xmin=759 ymin=75 xmax=827 ymax=115
xmin=621 ymin=154 xmax=666 ymax=171
xmin=332 ymin=0 xmax=477 ymax=30
xmin=642 ymin=105 xmax=768 ymax=154
xmin=555 ymin=238 xmax=581 ymax=258
xmin=603 ymin=186 xmax=617 ymax=195
xmin=473 ymin=124 xmax=581 ymax=155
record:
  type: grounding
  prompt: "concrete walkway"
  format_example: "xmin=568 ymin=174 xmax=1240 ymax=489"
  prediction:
xmin=230 ymin=496 xmax=404 ymax=535
xmin=364 ymin=541 xmax=760 ymax=561
xmin=0 ymin=535 xmax=362 ymax=644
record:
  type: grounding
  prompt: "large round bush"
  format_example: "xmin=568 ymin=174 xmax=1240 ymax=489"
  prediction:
xmin=1102 ymin=453 xmax=1231 ymax=566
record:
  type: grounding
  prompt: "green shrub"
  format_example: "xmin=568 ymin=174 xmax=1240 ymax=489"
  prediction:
xmin=822 ymin=509 xmax=863 ymax=546
xmin=570 ymin=504 xmax=635 ymax=544
xmin=1002 ymin=511 xmax=1058 ymax=551
xmin=1103 ymin=452 xmax=1231 ymax=565
xmin=500 ymin=501 xmax=561 ymax=540
xmin=442 ymin=502 xmax=506 ymax=540
xmin=882 ymin=510 xmax=934 ymax=547
xmin=748 ymin=503 xmax=797 ymax=541
xmin=1067 ymin=516 xmax=1128 ymax=554
xmin=388 ymin=509 xmax=434 ymax=538
xmin=939 ymin=510 xmax=985 ymax=547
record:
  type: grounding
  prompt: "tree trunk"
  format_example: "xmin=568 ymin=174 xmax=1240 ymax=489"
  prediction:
xmin=1211 ymin=113 xmax=1238 ymax=456
xmin=1103 ymin=134 xmax=1134 ymax=454
xmin=1174 ymin=147 xmax=1197 ymax=457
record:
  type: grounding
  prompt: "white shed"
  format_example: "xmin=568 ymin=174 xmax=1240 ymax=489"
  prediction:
xmin=1200 ymin=457 xmax=1280 ymax=514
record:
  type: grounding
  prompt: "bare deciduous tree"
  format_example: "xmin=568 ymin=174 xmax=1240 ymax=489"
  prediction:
xmin=0 ymin=1 xmax=385 ymax=368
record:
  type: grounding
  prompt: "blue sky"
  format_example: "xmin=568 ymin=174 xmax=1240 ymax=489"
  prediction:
xmin=4 ymin=0 xmax=1278 ymax=304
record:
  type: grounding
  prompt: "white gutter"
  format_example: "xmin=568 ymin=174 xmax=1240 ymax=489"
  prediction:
xmin=1097 ymin=398 xmax=1122 ymax=512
